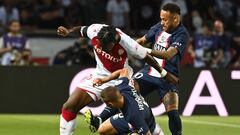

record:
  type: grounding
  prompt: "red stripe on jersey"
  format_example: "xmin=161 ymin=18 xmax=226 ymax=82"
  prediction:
xmin=91 ymin=37 xmax=127 ymax=73
xmin=162 ymin=35 xmax=170 ymax=68
xmin=148 ymin=66 xmax=152 ymax=75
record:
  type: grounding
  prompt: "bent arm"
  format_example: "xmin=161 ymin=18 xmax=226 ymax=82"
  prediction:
xmin=101 ymin=68 xmax=130 ymax=83
xmin=150 ymin=46 xmax=178 ymax=60
xmin=143 ymin=54 xmax=179 ymax=84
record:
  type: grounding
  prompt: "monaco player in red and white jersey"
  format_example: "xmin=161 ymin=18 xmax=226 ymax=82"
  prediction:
xmin=57 ymin=24 xmax=178 ymax=135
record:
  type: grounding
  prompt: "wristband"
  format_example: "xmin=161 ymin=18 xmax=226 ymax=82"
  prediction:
xmin=160 ymin=69 xmax=167 ymax=77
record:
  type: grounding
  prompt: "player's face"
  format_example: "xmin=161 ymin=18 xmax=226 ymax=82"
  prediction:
xmin=9 ymin=22 xmax=20 ymax=33
xmin=160 ymin=10 xmax=175 ymax=33
xmin=103 ymin=98 xmax=117 ymax=108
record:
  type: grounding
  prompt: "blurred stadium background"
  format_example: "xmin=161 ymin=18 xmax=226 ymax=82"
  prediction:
xmin=0 ymin=0 xmax=240 ymax=134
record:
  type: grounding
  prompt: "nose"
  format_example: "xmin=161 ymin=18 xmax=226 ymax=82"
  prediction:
xmin=161 ymin=20 xmax=164 ymax=26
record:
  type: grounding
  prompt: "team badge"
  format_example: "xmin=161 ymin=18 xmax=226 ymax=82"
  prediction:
xmin=118 ymin=49 xmax=124 ymax=55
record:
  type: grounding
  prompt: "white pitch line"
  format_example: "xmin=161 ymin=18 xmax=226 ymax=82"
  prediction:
xmin=182 ymin=119 xmax=240 ymax=128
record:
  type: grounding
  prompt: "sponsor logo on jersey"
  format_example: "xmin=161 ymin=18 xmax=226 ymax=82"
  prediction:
xmin=131 ymin=89 xmax=144 ymax=111
xmin=94 ymin=46 xmax=123 ymax=63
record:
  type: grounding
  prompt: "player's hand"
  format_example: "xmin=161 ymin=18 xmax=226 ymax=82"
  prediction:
xmin=93 ymin=78 xmax=104 ymax=87
xmin=57 ymin=26 xmax=69 ymax=37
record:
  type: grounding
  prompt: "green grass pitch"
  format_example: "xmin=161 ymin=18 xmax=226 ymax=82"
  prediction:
xmin=0 ymin=115 xmax=239 ymax=135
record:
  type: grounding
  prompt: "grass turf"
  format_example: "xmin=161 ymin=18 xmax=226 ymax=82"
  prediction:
xmin=0 ymin=115 xmax=239 ymax=135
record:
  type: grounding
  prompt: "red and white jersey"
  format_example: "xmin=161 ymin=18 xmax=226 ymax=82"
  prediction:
xmin=81 ymin=24 xmax=148 ymax=76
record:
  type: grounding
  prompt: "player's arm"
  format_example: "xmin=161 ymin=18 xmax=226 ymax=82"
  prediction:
xmin=93 ymin=68 xmax=130 ymax=86
xmin=149 ymin=32 xmax=189 ymax=61
xmin=0 ymin=38 xmax=12 ymax=54
xmin=57 ymin=25 xmax=88 ymax=37
xmin=149 ymin=46 xmax=178 ymax=60
xmin=136 ymin=35 xmax=148 ymax=45
xmin=136 ymin=29 xmax=177 ymax=59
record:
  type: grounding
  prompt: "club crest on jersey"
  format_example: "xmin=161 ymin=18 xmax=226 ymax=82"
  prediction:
xmin=118 ymin=49 xmax=124 ymax=55
xmin=156 ymin=31 xmax=171 ymax=48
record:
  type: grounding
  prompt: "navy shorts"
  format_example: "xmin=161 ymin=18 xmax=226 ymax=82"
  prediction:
xmin=133 ymin=68 xmax=178 ymax=100
xmin=110 ymin=110 xmax=156 ymax=135
xmin=110 ymin=113 xmax=131 ymax=135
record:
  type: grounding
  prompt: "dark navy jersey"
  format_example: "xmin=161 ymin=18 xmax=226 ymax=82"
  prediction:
xmin=145 ymin=22 xmax=189 ymax=77
xmin=115 ymin=77 xmax=151 ymax=134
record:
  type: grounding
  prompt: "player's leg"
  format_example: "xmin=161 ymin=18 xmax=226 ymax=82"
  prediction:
xmin=163 ymin=91 xmax=182 ymax=135
xmin=98 ymin=113 xmax=131 ymax=135
xmin=84 ymin=106 xmax=119 ymax=132
xmin=60 ymin=87 xmax=94 ymax=135
xmin=97 ymin=119 xmax=118 ymax=135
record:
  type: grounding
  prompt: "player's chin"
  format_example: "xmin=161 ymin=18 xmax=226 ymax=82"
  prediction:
xmin=162 ymin=27 xmax=167 ymax=31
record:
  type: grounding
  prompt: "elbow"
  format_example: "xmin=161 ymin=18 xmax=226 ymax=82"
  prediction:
xmin=164 ymin=54 xmax=172 ymax=61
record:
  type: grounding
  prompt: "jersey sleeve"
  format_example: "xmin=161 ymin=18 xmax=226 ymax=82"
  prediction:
xmin=119 ymin=31 xmax=148 ymax=59
xmin=145 ymin=23 xmax=160 ymax=43
xmin=170 ymin=32 xmax=189 ymax=56
xmin=86 ymin=24 xmax=107 ymax=40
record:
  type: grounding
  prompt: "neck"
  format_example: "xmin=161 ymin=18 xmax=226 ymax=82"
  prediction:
xmin=10 ymin=32 xmax=18 ymax=36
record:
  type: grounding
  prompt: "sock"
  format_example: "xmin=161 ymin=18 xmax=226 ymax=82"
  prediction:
xmin=152 ymin=123 xmax=165 ymax=135
xmin=167 ymin=110 xmax=182 ymax=135
xmin=99 ymin=107 xmax=119 ymax=122
xmin=60 ymin=108 xmax=77 ymax=135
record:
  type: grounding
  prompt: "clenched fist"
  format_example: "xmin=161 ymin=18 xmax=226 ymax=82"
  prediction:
xmin=57 ymin=26 xmax=70 ymax=37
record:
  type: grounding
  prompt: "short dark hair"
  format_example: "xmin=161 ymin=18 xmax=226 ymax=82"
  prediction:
xmin=162 ymin=3 xmax=181 ymax=15
xmin=8 ymin=20 xmax=20 ymax=26
xmin=101 ymin=86 xmax=120 ymax=101
xmin=97 ymin=26 xmax=117 ymax=51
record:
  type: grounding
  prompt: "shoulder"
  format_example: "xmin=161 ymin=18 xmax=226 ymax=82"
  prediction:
xmin=115 ymin=77 xmax=129 ymax=86
xmin=150 ymin=22 xmax=162 ymax=31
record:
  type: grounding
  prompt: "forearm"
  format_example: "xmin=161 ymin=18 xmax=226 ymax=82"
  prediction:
xmin=136 ymin=36 xmax=147 ymax=46
xmin=0 ymin=48 xmax=10 ymax=54
xmin=144 ymin=54 xmax=179 ymax=84
xmin=68 ymin=26 xmax=82 ymax=35
xmin=150 ymin=47 xmax=178 ymax=60
xmin=150 ymin=50 xmax=170 ymax=60
xmin=101 ymin=70 xmax=122 ymax=83
xmin=143 ymin=54 xmax=163 ymax=73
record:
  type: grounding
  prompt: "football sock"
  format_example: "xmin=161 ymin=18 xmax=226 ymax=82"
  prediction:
xmin=99 ymin=107 xmax=119 ymax=122
xmin=167 ymin=110 xmax=182 ymax=135
xmin=60 ymin=108 xmax=77 ymax=135
xmin=153 ymin=123 xmax=165 ymax=135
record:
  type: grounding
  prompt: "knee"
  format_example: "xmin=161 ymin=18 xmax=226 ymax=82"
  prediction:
xmin=98 ymin=126 xmax=106 ymax=135
xmin=163 ymin=92 xmax=179 ymax=112
xmin=62 ymin=102 xmax=77 ymax=113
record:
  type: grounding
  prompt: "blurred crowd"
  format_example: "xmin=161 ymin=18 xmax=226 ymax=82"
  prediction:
xmin=0 ymin=0 xmax=239 ymax=68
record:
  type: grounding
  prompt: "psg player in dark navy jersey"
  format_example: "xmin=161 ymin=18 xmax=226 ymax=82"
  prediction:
xmin=89 ymin=68 xmax=164 ymax=135
xmin=143 ymin=22 xmax=188 ymax=77
xmin=135 ymin=3 xmax=189 ymax=135
xmin=84 ymin=3 xmax=188 ymax=135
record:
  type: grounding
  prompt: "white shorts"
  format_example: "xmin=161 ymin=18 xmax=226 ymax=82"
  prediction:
xmin=76 ymin=74 xmax=117 ymax=101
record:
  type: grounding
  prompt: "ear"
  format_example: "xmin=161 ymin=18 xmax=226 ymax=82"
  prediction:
xmin=173 ymin=15 xmax=180 ymax=23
